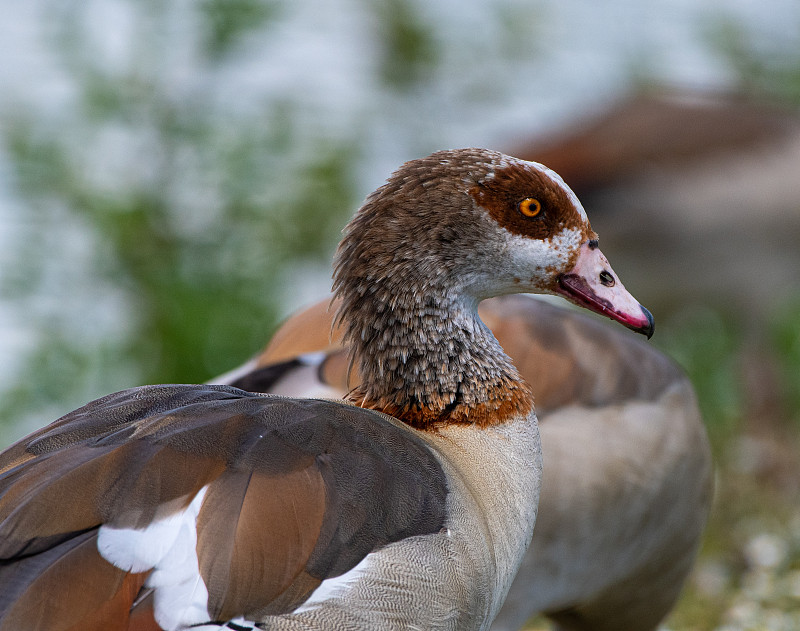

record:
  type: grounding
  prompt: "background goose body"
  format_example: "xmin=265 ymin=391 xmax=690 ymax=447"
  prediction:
xmin=219 ymin=294 xmax=711 ymax=631
xmin=0 ymin=149 xmax=653 ymax=630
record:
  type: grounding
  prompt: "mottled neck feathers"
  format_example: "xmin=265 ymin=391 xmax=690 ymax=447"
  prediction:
xmin=341 ymin=298 xmax=533 ymax=429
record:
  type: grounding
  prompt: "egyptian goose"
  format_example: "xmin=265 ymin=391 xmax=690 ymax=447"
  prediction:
xmin=0 ymin=148 xmax=654 ymax=631
xmin=219 ymin=295 xmax=711 ymax=631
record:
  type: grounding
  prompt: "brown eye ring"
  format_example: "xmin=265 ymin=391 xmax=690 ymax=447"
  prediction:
xmin=518 ymin=197 xmax=542 ymax=218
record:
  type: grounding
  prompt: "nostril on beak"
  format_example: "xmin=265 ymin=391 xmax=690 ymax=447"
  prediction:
xmin=599 ymin=270 xmax=615 ymax=287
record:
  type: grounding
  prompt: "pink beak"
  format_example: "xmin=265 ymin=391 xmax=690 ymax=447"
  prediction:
xmin=555 ymin=240 xmax=654 ymax=338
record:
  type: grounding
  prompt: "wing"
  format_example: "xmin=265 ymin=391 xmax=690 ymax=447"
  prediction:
xmin=0 ymin=385 xmax=447 ymax=630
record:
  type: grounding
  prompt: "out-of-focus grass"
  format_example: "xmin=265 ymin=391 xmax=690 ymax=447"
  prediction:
xmin=656 ymin=306 xmax=745 ymax=449
xmin=771 ymin=296 xmax=800 ymax=425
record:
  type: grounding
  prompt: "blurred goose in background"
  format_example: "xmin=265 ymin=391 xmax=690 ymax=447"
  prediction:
xmin=0 ymin=149 xmax=655 ymax=630
xmin=216 ymin=293 xmax=712 ymax=631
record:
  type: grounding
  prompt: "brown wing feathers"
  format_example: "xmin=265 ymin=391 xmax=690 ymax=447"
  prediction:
xmin=197 ymin=468 xmax=327 ymax=620
xmin=0 ymin=530 xmax=153 ymax=631
xmin=0 ymin=385 xmax=448 ymax=628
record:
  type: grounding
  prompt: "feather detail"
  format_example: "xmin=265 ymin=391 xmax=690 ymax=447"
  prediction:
xmin=0 ymin=530 xmax=149 ymax=631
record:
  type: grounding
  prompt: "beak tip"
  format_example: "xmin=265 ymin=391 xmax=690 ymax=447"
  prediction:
xmin=640 ymin=305 xmax=655 ymax=339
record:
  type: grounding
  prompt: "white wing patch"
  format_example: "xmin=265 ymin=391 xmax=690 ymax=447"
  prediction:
xmin=268 ymin=353 xmax=344 ymax=399
xmin=207 ymin=358 xmax=260 ymax=386
xmin=97 ymin=486 xmax=211 ymax=630
xmin=190 ymin=619 xmax=255 ymax=630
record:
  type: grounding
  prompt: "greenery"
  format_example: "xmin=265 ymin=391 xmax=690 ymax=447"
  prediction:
xmin=705 ymin=13 xmax=800 ymax=105
xmin=771 ymin=296 xmax=800 ymax=422
xmin=0 ymin=0 xmax=367 ymax=431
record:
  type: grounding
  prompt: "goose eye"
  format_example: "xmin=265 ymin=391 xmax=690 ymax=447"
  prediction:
xmin=518 ymin=197 xmax=542 ymax=218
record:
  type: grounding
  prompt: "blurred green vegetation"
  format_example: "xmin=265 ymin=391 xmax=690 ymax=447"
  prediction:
xmin=706 ymin=13 xmax=800 ymax=105
xmin=0 ymin=0 xmax=369 ymax=429
xmin=644 ymin=297 xmax=800 ymax=629
xmin=660 ymin=304 xmax=800 ymax=629
xmin=654 ymin=307 xmax=744 ymax=446
xmin=200 ymin=0 xmax=282 ymax=58
xmin=371 ymin=0 xmax=440 ymax=91
xmin=771 ymin=295 xmax=800 ymax=423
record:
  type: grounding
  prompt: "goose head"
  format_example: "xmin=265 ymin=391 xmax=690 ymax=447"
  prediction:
xmin=334 ymin=147 xmax=653 ymax=338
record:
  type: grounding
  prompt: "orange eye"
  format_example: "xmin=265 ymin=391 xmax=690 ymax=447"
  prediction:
xmin=518 ymin=197 xmax=542 ymax=218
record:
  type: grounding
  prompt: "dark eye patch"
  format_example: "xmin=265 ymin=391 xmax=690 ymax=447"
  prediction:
xmin=469 ymin=163 xmax=583 ymax=240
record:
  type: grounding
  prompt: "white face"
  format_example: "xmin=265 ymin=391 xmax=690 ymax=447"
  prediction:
xmin=460 ymin=225 xmax=585 ymax=301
